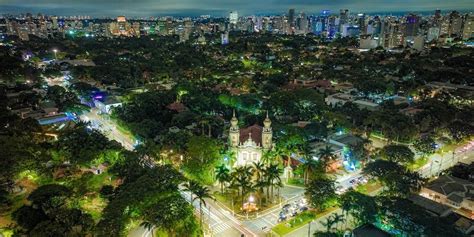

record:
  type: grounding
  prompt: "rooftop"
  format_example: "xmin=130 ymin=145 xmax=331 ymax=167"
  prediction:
xmin=239 ymin=124 xmax=263 ymax=146
xmin=426 ymin=176 xmax=474 ymax=202
xmin=409 ymin=194 xmax=452 ymax=217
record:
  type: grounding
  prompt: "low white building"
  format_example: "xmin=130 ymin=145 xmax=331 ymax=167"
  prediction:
xmin=94 ymin=96 xmax=122 ymax=114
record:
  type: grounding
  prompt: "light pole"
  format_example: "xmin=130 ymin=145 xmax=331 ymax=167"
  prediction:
xmin=53 ymin=49 xmax=58 ymax=60
xmin=308 ymin=220 xmax=313 ymax=237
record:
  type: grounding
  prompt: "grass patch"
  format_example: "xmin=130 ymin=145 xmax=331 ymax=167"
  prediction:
xmin=0 ymin=228 xmax=14 ymax=237
xmin=408 ymin=157 xmax=429 ymax=171
xmin=287 ymin=178 xmax=305 ymax=187
xmin=79 ymin=196 xmax=107 ymax=221
xmin=272 ymin=208 xmax=338 ymax=236
xmin=355 ymin=180 xmax=382 ymax=195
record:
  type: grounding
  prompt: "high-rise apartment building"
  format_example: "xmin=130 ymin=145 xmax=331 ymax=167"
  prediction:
xmin=462 ymin=14 xmax=473 ymax=40
xmin=229 ymin=11 xmax=238 ymax=25
xmin=405 ymin=14 xmax=421 ymax=37
xmin=288 ymin=8 xmax=295 ymax=28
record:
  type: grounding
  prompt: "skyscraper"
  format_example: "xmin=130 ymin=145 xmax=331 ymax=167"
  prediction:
xmin=51 ymin=16 xmax=58 ymax=30
xmin=339 ymin=9 xmax=349 ymax=32
xmin=229 ymin=11 xmax=238 ymax=25
xmin=462 ymin=14 xmax=473 ymax=40
xmin=405 ymin=14 xmax=421 ymax=37
xmin=357 ymin=13 xmax=366 ymax=35
xmin=288 ymin=8 xmax=295 ymax=28
xmin=448 ymin=11 xmax=463 ymax=37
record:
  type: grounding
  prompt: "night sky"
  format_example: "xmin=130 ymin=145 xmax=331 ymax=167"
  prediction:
xmin=2 ymin=0 xmax=474 ymax=17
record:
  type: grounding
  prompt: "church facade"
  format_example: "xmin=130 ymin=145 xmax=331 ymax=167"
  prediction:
xmin=229 ymin=112 xmax=273 ymax=167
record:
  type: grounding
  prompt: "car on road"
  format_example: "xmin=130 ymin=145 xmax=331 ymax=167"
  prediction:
xmin=277 ymin=214 xmax=287 ymax=223
xmin=357 ymin=176 xmax=368 ymax=184
xmin=299 ymin=206 xmax=308 ymax=211
xmin=336 ymin=185 xmax=347 ymax=194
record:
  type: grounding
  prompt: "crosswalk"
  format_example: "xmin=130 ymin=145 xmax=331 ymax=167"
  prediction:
xmin=211 ymin=222 xmax=232 ymax=234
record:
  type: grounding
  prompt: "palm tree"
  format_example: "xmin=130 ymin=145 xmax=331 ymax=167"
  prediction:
xmin=265 ymin=164 xmax=282 ymax=202
xmin=320 ymin=215 xmax=336 ymax=233
xmin=331 ymin=213 xmax=344 ymax=232
xmin=318 ymin=145 xmax=335 ymax=169
xmin=252 ymin=161 xmax=265 ymax=182
xmin=215 ymin=164 xmax=230 ymax=194
xmin=254 ymin=178 xmax=268 ymax=206
xmin=231 ymin=166 xmax=253 ymax=207
xmin=192 ymin=184 xmax=214 ymax=231
xmin=252 ymin=161 xmax=267 ymax=205
xmin=182 ymin=180 xmax=200 ymax=203
xmin=140 ymin=221 xmax=155 ymax=237
xmin=302 ymin=158 xmax=319 ymax=185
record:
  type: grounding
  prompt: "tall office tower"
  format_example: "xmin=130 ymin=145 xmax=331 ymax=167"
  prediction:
xmin=357 ymin=13 xmax=366 ymax=35
xmin=5 ymin=19 xmax=15 ymax=35
xmin=434 ymin=9 xmax=442 ymax=26
xmin=372 ymin=16 xmax=382 ymax=36
xmin=18 ymin=25 xmax=30 ymax=41
xmin=156 ymin=20 xmax=167 ymax=35
xmin=273 ymin=16 xmax=284 ymax=33
xmin=313 ymin=18 xmax=324 ymax=35
xmin=51 ymin=16 xmax=58 ymax=30
xmin=405 ymin=14 xmax=421 ymax=37
xmin=132 ymin=22 xmax=140 ymax=37
xmin=288 ymin=8 xmax=295 ymax=28
xmin=262 ymin=17 xmax=271 ymax=32
xmin=221 ymin=31 xmax=229 ymax=45
xmin=26 ymin=13 xmax=33 ymax=23
xmin=462 ymin=14 xmax=473 ymax=40
xmin=339 ymin=9 xmax=349 ymax=32
xmin=321 ymin=10 xmax=330 ymax=32
xmin=380 ymin=17 xmax=403 ymax=48
xmin=296 ymin=12 xmax=308 ymax=33
xmin=229 ymin=11 xmax=238 ymax=25
xmin=103 ymin=23 xmax=112 ymax=38
xmin=440 ymin=16 xmax=450 ymax=35
xmin=327 ymin=15 xmax=337 ymax=38
xmin=244 ymin=17 xmax=254 ymax=32
xmin=448 ymin=11 xmax=463 ymax=37
xmin=427 ymin=27 xmax=440 ymax=41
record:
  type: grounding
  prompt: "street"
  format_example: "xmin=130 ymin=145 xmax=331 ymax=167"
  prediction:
xmin=283 ymin=145 xmax=474 ymax=237
xmin=79 ymin=109 xmax=256 ymax=237
xmin=81 ymin=106 xmax=474 ymax=237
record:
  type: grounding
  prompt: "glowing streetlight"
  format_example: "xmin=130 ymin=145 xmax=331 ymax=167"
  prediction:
xmin=53 ymin=49 xmax=58 ymax=60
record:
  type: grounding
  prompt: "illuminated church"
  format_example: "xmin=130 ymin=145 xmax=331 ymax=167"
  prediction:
xmin=229 ymin=112 xmax=273 ymax=167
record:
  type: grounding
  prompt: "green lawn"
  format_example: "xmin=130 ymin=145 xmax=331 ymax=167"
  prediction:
xmin=355 ymin=180 xmax=382 ymax=195
xmin=272 ymin=208 xmax=338 ymax=236
xmin=408 ymin=157 xmax=429 ymax=171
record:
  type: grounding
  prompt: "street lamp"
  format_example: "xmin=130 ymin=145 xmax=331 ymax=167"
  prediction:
xmin=53 ymin=49 xmax=58 ymax=60
xmin=307 ymin=220 xmax=314 ymax=237
xmin=248 ymin=195 xmax=254 ymax=203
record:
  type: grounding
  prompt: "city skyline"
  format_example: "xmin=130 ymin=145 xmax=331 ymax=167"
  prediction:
xmin=2 ymin=0 xmax=474 ymax=17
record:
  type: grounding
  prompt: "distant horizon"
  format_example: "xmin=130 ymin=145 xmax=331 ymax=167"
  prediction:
xmin=1 ymin=0 xmax=474 ymax=18
xmin=2 ymin=8 xmax=474 ymax=19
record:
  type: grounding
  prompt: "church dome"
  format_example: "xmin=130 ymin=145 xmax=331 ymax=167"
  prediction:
xmin=264 ymin=112 xmax=271 ymax=128
xmin=231 ymin=110 xmax=238 ymax=127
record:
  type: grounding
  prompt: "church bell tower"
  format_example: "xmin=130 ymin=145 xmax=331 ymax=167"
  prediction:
xmin=229 ymin=110 xmax=240 ymax=147
xmin=262 ymin=111 xmax=272 ymax=150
